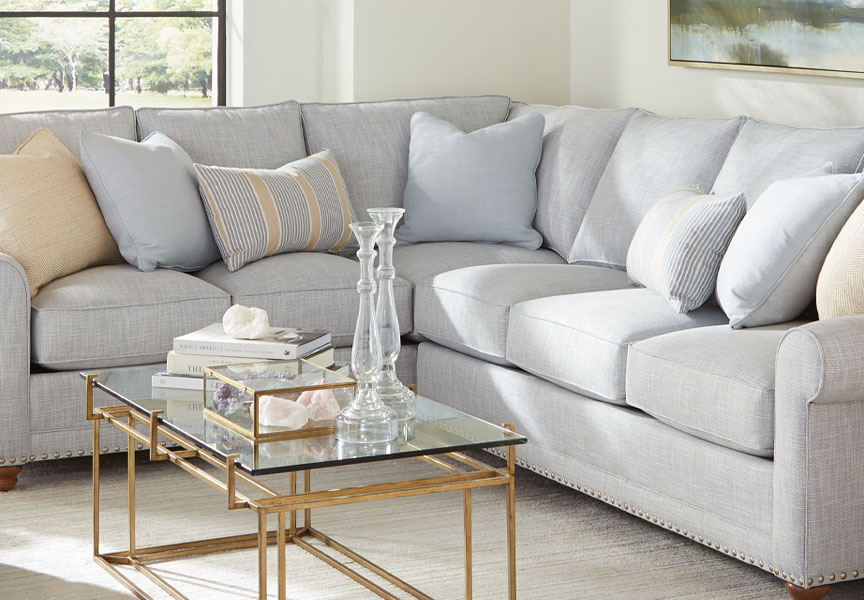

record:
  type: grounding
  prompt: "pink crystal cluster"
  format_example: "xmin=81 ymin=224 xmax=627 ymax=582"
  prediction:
xmin=258 ymin=387 xmax=341 ymax=430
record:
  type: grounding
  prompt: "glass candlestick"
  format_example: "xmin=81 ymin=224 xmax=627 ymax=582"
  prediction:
xmin=335 ymin=222 xmax=398 ymax=444
xmin=367 ymin=207 xmax=415 ymax=423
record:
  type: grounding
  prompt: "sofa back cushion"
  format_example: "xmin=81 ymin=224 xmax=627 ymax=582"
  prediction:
xmin=0 ymin=107 xmax=135 ymax=161
xmin=301 ymin=95 xmax=510 ymax=215
xmin=136 ymin=101 xmax=306 ymax=169
xmin=569 ymin=110 xmax=744 ymax=269
xmin=507 ymin=102 xmax=635 ymax=261
xmin=711 ymin=118 xmax=864 ymax=206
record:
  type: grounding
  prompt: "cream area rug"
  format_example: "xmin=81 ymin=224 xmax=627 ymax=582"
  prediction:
xmin=2 ymin=453 xmax=864 ymax=600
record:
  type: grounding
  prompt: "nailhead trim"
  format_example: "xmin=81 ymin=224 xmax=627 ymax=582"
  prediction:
xmin=505 ymin=453 xmax=864 ymax=588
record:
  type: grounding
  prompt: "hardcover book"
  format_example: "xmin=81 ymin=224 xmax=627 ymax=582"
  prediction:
xmin=173 ymin=323 xmax=331 ymax=360
xmin=166 ymin=346 xmax=335 ymax=378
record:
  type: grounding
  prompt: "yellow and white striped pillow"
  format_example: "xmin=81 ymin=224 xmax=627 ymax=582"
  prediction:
xmin=195 ymin=150 xmax=355 ymax=271
xmin=626 ymin=189 xmax=746 ymax=313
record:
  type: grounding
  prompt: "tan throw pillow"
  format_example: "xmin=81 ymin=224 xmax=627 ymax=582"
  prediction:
xmin=194 ymin=150 xmax=356 ymax=272
xmin=817 ymin=199 xmax=864 ymax=319
xmin=0 ymin=128 xmax=121 ymax=297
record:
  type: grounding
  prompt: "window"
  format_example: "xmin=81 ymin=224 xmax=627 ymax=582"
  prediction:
xmin=0 ymin=0 xmax=225 ymax=113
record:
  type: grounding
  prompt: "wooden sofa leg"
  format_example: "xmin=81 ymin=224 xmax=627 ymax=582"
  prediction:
xmin=785 ymin=582 xmax=830 ymax=599
xmin=0 ymin=466 xmax=22 ymax=491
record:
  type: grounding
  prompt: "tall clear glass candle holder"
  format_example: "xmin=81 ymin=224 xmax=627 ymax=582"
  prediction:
xmin=367 ymin=207 xmax=415 ymax=423
xmin=335 ymin=222 xmax=398 ymax=444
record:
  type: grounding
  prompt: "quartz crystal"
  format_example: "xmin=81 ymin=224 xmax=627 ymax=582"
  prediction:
xmin=297 ymin=388 xmax=341 ymax=421
xmin=222 ymin=304 xmax=269 ymax=339
xmin=258 ymin=395 xmax=309 ymax=429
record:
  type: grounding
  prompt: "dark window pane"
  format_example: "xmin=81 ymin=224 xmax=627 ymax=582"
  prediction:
xmin=115 ymin=0 xmax=215 ymax=12
xmin=0 ymin=17 xmax=109 ymax=113
xmin=115 ymin=16 xmax=215 ymax=108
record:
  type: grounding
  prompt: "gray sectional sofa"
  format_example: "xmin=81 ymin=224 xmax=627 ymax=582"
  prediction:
xmin=2 ymin=95 xmax=864 ymax=598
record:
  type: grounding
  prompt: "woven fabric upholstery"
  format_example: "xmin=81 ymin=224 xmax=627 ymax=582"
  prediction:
xmin=627 ymin=189 xmax=746 ymax=313
xmin=195 ymin=151 xmax=356 ymax=272
xmin=0 ymin=129 xmax=123 ymax=297
xmin=774 ymin=317 xmax=864 ymax=586
xmin=414 ymin=264 xmax=630 ymax=364
xmin=627 ymin=322 xmax=802 ymax=457
xmin=507 ymin=102 xmax=636 ymax=260
xmin=569 ymin=111 xmax=743 ymax=269
xmin=196 ymin=252 xmax=412 ymax=348
xmin=0 ymin=106 xmax=135 ymax=160
xmin=301 ymin=96 xmax=510 ymax=215
xmin=712 ymin=118 xmax=864 ymax=207
xmin=0 ymin=253 xmax=30 ymax=463
xmin=506 ymin=288 xmax=728 ymax=404
xmin=817 ymin=198 xmax=864 ymax=319
xmin=392 ymin=242 xmax=564 ymax=286
xmin=418 ymin=342 xmax=774 ymax=557
xmin=136 ymin=101 xmax=306 ymax=169
xmin=31 ymin=265 xmax=230 ymax=370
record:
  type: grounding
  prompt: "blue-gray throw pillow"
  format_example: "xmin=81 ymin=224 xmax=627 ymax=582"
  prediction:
xmin=80 ymin=129 xmax=221 ymax=272
xmin=395 ymin=111 xmax=545 ymax=249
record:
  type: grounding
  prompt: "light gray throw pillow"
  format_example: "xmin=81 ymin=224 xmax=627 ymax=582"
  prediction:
xmin=395 ymin=111 xmax=545 ymax=249
xmin=716 ymin=172 xmax=864 ymax=329
xmin=80 ymin=129 xmax=221 ymax=272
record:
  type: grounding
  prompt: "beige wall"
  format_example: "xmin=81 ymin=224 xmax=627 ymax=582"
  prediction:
xmin=570 ymin=0 xmax=864 ymax=127
xmin=351 ymin=0 xmax=570 ymax=104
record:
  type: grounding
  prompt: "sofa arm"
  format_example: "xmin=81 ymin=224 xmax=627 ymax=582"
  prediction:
xmin=0 ymin=253 xmax=30 ymax=465
xmin=773 ymin=316 xmax=864 ymax=588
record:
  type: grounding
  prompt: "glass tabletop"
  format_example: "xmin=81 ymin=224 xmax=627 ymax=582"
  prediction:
xmin=81 ymin=363 xmax=526 ymax=475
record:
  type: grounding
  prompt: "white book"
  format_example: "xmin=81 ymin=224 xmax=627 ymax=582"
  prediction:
xmin=151 ymin=372 xmax=225 ymax=391
xmin=165 ymin=346 xmax=336 ymax=378
xmin=173 ymin=323 xmax=331 ymax=360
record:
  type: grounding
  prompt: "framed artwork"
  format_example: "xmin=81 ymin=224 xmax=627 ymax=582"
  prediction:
xmin=669 ymin=0 xmax=864 ymax=79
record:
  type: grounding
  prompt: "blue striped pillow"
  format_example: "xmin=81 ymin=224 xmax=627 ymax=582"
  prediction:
xmin=626 ymin=189 xmax=746 ymax=313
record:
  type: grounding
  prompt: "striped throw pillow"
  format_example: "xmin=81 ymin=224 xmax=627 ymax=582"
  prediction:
xmin=626 ymin=189 xmax=746 ymax=313
xmin=195 ymin=150 xmax=355 ymax=271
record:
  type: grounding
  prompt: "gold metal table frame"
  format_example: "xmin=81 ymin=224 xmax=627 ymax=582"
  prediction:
xmin=85 ymin=375 xmax=518 ymax=600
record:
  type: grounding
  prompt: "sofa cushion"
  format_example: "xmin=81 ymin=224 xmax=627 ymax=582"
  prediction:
xmin=197 ymin=252 xmax=412 ymax=347
xmin=415 ymin=264 xmax=630 ymax=364
xmin=135 ymin=101 xmax=306 ymax=169
xmin=626 ymin=322 xmax=803 ymax=457
xmin=508 ymin=103 xmax=636 ymax=261
xmin=393 ymin=242 xmax=564 ymax=286
xmin=712 ymin=118 xmax=864 ymax=207
xmin=0 ymin=106 xmax=136 ymax=160
xmin=31 ymin=265 xmax=230 ymax=370
xmin=506 ymin=288 xmax=728 ymax=404
xmin=301 ymin=96 xmax=510 ymax=215
xmin=569 ymin=111 xmax=744 ymax=269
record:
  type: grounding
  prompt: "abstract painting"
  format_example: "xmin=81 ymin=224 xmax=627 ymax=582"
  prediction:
xmin=669 ymin=0 xmax=864 ymax=78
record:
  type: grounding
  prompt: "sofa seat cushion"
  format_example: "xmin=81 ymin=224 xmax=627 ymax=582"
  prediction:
xmin=197 ymin=252 xmax=412 ymax=347
xmin=31 ymin=265 xmax=230 ymax=370
xmin=506 ymin=288 xmax=728 ymax=404
xmin=393 ymin=242 xmax=564 ymax=286
xmin=626 ymin=322 xmax=803 ymax=457
xmin=415 ymin=264 xmax=630 ymax=364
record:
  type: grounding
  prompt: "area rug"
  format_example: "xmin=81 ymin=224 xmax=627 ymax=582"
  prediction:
xmin=2 ymin=453 xmax=862 ymax=599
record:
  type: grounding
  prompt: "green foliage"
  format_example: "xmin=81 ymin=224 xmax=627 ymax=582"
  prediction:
xmin=0 ymin=2 xmax=212 ymax=96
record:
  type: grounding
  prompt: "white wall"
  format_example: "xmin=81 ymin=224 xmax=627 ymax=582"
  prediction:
xmin=570 ymin=0 xmax=864 ymax=127
xmin=228 ymin=0 xmax=570 ymax=106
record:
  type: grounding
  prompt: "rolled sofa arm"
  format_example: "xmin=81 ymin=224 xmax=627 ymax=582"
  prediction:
xmin=0 ymin=253 xmax=31 ymax=465
xmin=773 ymin=316 xmax=864 ymax=587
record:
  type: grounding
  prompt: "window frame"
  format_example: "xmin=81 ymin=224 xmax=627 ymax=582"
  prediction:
xmin=0 ymin=0 xmax=227 ymax=106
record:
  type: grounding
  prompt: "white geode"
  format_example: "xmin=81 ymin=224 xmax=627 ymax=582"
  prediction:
xmin=222 ymin=304 xmax=269 ymax=339
xmin=258 ymin=395 xmax=309 ymax=429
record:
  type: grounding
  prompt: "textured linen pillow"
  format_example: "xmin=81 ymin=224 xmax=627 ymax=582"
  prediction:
xmin=627 ymin=189 xmax=746 ymax=313
xmin=717 ymin=173 xmax=864 ymax=329
xmin=0 ymin=128 xmax=120 ymax=297
xmin=195 ymin=150 xmax=355 ymax=272
xmin=80 ymin=129 xmax=221 ymax=272
xmin=395 ymin=111 xmax=545 ymax=249
xmin=816 ymin=199 xmax=864 ymax=319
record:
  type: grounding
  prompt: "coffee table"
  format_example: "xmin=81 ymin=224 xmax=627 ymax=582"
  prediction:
xmin=82 ymin=363 xmax=525 ymax=600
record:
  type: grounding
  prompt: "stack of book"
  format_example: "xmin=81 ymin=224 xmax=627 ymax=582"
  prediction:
xmin=152 ymin=323 xmax=333 ymax=391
